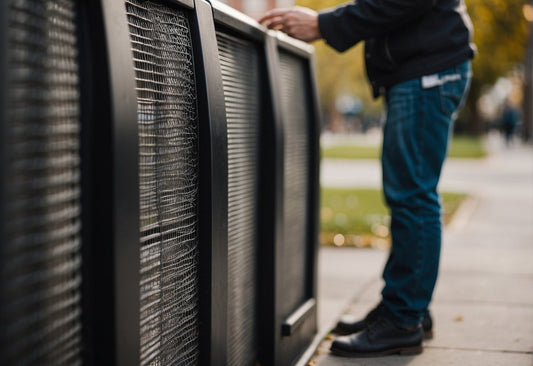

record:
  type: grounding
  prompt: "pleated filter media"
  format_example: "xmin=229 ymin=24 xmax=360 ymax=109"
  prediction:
xmin=216 ymin=31 xmax=261 ymax=366
xmin=125 ymin=1 xmax=200 ymax=364
xmin=0 ymin=0 xmax=83 ymax=364
xmin=278 ymin=51 xmax=311 ymax=317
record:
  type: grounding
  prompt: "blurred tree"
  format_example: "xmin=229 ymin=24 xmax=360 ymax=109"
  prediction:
xmin=296 ymin=0 xmax=383 ymax=131
xmin=296 ymin=0 xmax=530 ymax=135
xmin=464 ymin=0 xmax=530 ymax=135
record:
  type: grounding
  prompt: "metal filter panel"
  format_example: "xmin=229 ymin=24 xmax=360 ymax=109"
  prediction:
xmin=126 ymin=1 xmax=200 ymax=365
xmin=0 ymin=0 xmax=82 ymax=364
xmin=278 ymin=51 xmax=311 ymax=315
xmin=216 ymin=31 xmax=260 ymax=366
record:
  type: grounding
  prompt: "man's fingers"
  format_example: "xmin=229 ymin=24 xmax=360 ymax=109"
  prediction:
xmin=258 ymin=6 xmax=321 ymax=42
xmin=258 ymin=8 xmax=290 ymax=25
xmin=260 ymin=16 xmax=284 ymax=30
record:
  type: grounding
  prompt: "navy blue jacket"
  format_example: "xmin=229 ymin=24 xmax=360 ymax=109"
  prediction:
xmin=318 ymin=0 xmax=476 ymax=97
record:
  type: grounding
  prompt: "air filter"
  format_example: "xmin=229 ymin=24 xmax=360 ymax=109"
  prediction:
xmin=0 ymin=0 xmax=83 ymax=364
xmin=216 ymin=30 xmax=261 ymax=366
xmin=125 ymin=0 xmax=200 ymax=364
xmin=278 ymin=50 xmax=312 ymax=317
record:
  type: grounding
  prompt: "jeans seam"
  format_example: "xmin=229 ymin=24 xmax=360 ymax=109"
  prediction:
xmin=414 ymin=89 xmax=426 ymax=310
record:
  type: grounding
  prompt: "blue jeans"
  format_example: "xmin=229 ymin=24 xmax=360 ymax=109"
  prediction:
xmin=380 ymin=61 xmax=472 ymax=328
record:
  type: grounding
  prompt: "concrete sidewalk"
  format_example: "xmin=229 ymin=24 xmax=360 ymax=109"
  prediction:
xmin=305 ymin=134 xmax=533 ymax=365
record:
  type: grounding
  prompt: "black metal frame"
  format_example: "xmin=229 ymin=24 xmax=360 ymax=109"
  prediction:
xmin=267 ymin=32 xmax=321 ymax=366
xmin=208 ymin=5 xmax=322 ymax=363
xmin=261 ymin=32 xmax=288 ymax=366
xmin=0 ymin=1 xmax=7 ymax=256
xmin=0 ymin=2 xmax=8 ymax=341
xmin=1 ymin=1 xmax=320 ymax=364
xmin=77 ymin=0 xmax=140 ymax=364
xmin=208 ymin=4 xmax=322 ymax=364
xmin=212 ymin=5 xmax=272 ymax=365
xmin=190 ymin=1 xmax=229 ymax=365
xmin=80 ymin=0 xmax=231 ymax=364
xmin=276 ymin=31 xmax=321 ymax=320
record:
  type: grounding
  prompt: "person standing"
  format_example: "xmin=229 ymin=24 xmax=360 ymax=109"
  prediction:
xmin=502 ymin=101 xmax=520 ymax=146
xmin=260 ymin=0 xmax=475 ymax=358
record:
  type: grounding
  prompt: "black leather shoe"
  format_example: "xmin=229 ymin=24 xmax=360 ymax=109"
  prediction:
xmin=421 ymin=311 xmax=434 ymax=339
xmin=332 ymin=303 xmax=383 ymax=335
xmin=330 ymin=317 xmax=424 ymax=357
xmin=333 ymin=303 xmax=434 ymax=339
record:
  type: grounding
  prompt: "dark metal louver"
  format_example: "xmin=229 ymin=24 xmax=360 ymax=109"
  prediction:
xmin=0 ymin=0 xmax=83 ymax=364
xmin=216 ymin=30 xmax=261 ymax=366
xmin=125 ymin=0 xmax=200 ymax=365
xmin=278 ymin=51 xmax=311 ymax=318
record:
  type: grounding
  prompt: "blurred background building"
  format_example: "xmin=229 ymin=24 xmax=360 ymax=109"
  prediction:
xmin=220 ymin=0 xmax=294 ymax=18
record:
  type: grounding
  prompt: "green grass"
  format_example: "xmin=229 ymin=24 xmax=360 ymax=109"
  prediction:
xmin=320 ymin=187 xmax=466 ymax=248
xmin=321 ymin=145 xmax=381 ymax=160
xmin=447 ymin=136 xmax=487 ymax=159
xmin=321 ymin=136 xmax=487 ymax=160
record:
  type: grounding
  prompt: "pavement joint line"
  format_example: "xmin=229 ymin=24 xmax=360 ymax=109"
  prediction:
xmin=342 ymin=275 xmax=383 ymax=312
xmin=430 ymin=299 xmax=533 ymax=308
xmin=440 ymin=270 xmax=533 ymax=278
xmin=424 ymin=345 xmax=533 ymax=355
xmin=445 ymin=195 xmax=479 ymax=233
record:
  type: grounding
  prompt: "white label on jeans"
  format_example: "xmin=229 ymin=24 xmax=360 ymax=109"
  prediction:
xmin=421 ymin=74 xmax=441 ymax=88
xmin=421 ymin=73 xmax=461 ymax=89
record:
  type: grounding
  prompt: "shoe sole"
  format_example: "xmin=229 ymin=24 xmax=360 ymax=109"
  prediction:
xmin=331 ymin=327 xmax=363 ymax=336
xmin=333 ymin=327 xmax=434 ymax=340
xmin=330 ymin=345 xmax=423 ymax=358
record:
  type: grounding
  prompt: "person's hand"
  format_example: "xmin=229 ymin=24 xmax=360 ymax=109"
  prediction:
xmin=258 ymin=6 xmax=322 ymax=43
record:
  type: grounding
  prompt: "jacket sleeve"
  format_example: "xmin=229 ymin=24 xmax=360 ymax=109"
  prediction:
xmin=318 ymin=0 xmax=436 ymax=52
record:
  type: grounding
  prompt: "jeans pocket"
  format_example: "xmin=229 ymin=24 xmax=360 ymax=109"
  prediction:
xmin=439 ymin=78 xmax=466 ymax=117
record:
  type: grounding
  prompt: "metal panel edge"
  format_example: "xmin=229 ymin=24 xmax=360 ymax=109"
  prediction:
xmin=262 ymin=32 xmax=286 ymax=366
xmin=281 ymin=299 xmax=316 ymax=337
xmin=190 ymin=1 xmax=229 ymax=365
xmin=0 ymin=1 xmax=7 ymax=248
xmin=212 ymin=0 xmax=265 ymax=41
xmin=101 ymin=1 xmax=141 ymax=363
xmin=289 ymin=38 xmax=321 ymax=366
xmin=291 ymin=40 xmax=321 ymax=366
xmin=162 ymin=0 xmax=195 ymax=9
xmin=274 ymin=30 xmax=314 ymax=58
xmin=306 ymin=51 xmax=322 ymax=307
xmin=78 ymin=0 xmax=140 ymax=364
xmin=0 ymin=0 xmax=8 ymax=326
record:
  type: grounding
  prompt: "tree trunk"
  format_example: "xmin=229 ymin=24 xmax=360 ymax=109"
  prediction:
xmin=523 ymin=18 xmax=533 ymax=143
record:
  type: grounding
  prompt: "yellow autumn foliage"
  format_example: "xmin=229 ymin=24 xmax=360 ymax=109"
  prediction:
xmin=296 ymin=0 xmax=530 ymax=131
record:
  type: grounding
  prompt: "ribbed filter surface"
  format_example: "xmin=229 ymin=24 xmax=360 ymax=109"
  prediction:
xmin=0 ymin=0 xmax=82 ymax=365
xmin=126 ymin=1 xmax=200 ymax=365
xmin=278 ymin=51 xmax=310 ymax=315
xmin=216 ymin=31 xmax=260 ymax=366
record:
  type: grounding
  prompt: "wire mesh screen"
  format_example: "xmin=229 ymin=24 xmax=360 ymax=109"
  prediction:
xmin=216 ymin=31 xmax=260 ymax=366
xmin=278 ymin=51 xmax=311 ymax=315
xmin=0 ymin=0 xmax=82 ymax=364
xmin=125 ymin=1 xmax=200 ymax=365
